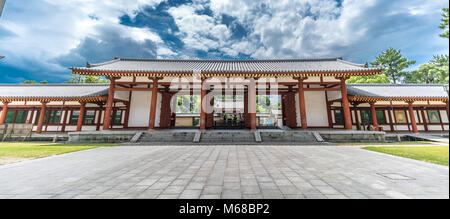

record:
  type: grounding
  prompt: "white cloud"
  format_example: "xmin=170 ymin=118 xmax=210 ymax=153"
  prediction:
xmin=173 ymin=0 xmax=448 ymax=61
xmin=168 ymin=4 xmax=231 ymax=52
xmin=0 ymin=0 xmax=163 ymax=71
xmin=0 ymin=0 xmax=448 ymax=82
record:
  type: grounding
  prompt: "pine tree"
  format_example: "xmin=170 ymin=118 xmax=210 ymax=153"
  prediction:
xmin=370 ymin=48 xmax=416 ymax=84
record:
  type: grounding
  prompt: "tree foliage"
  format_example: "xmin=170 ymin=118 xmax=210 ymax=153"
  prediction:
xmin=347 ymin=74 xmax=390 ymax=84
xmin=370 ymin=48 xmax=416 ymax=84
xmin=22 ymin=80 xmax=48 ymax=84
xmin=440 ymin=8 xmax=449 ymax=38
xmin=406 ymin=55 xmax=449 ymax=84
xmin=64 ymin=75 xmax=108 ymax=84
xmin=177 ymin=95 xmax=200 ymax=113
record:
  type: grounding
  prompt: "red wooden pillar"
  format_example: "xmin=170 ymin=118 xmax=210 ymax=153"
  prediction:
xmin=0 ymin=102 xmax=9 ymax=124
xmin=249 ymin=78 xmax=257 ymax=130
xmin=353 ymin=107 xmax=361 ymax=130
xmin=61 ymin=109 xmax=68 ymax=132
xmin=103 ymin=77 xmax=116 ymax=130
xmin=96 ymin=104 xmax=103 ymax=131
xmin=148 ymin=78 xmax=159 ymax=130
xmin=285 ymin=92 xmax=297 ymax=128
xmin=339 ymin=77 xmax=352 ymax=130
xmin=123 ymin=90 xmax=132 ymax=129
xmin=325 ymin=92 xmax=333 ymax=128
xmin=369 ymin=102 xmax=379 ymax=131
xmin=171 ymin=95 xmax=177 ymax=127
xmin=159 ymin=92 xmax=173 ymax=129
xmin=76 ymin=102 xmax=86 ymax=132
xmin=445 ymin=100 xmax=449 ymax=119
xmin=200 ymin=79 xmax=207 ymax=130
xmin=297 ymin=78 xmax=307 ymax=130
xmin=244 ymin=91 xmax=250 ymax=128
xmin=206 ymin=92 xmax=214 ymax=128
xmin=421 ymin=110 xmax=429 ymax=132
xmin=407 ymin=101 xmax=418 ymax=133
xmin=36 ymin=101 xmax=47 ymax=134
xmin=27 ymin=110 xmax=34 ymax=124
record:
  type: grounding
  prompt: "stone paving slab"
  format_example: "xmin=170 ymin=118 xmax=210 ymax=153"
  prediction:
xmin=0 ymin=145 xmax=448 ymax=199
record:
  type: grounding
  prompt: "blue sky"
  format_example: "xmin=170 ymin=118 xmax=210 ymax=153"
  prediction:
xmin=0 ymin=0 xmax=448 ymax=83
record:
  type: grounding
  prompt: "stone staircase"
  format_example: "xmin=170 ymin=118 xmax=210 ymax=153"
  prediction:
xmin=259 ymin=131 xmax=319 ymax=144
xmin=199 ymin=131 xmax=256 ymax=144
xmin=138 ymin=131 xmax=197 ymax=143
xmin=130 ymin=130 xmax=324 ymax=145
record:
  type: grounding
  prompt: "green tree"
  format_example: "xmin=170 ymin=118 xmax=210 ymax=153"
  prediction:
xmin=22 ymin=80 xmax=48 ymax=84
xmin=347 ymin=74 xmax=390 ymax=84
xmin=431 ymin=54 xmax=449 ymax=66
xmin=176 ymin=95 xmax=200 ymax=113
xmin=440 ymin=8 xmax=449 ymax=38
xmin=256 ymin=95 xmax=271 ymax=113
xmin=370 ymin=48 xmax=416 ymax=84
xmin=65 ymin=75 xmax=108 ymax=84
xmin=406 ymin=55 xmax=449 ymax=84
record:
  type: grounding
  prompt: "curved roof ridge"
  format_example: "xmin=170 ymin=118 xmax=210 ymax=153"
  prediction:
xmin=115 ymin=57 xmax=342 ymax=63
xmin=336 ymin=59 xmax=366 ymax=68
xmin=83 ymin=58 xmax=121 ymax=68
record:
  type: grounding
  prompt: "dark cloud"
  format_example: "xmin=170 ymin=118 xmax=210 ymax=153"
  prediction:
xmin=55 ymin=25 xmax=157 ymax=67
xmin=120 ymin=3 xmax=184 ymax=52
xmin=220 ymin=14 xmax=249 ymax=40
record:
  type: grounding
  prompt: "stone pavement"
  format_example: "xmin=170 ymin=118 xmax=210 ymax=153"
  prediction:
xmin=0 ymin=146 xmax=448 ymax=199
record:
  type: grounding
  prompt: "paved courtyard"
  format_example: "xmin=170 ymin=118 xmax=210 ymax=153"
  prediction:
xmin=0 ymin=145 xmax=448 ymax=199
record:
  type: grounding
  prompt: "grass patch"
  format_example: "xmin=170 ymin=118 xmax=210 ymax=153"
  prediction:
xmin=336 ymin=141 xmax=434 ymax=146
xmin=0 ymin=142 xmax=117 ymax=159
xmin=364 ymin=146 xmax=449 ymax=166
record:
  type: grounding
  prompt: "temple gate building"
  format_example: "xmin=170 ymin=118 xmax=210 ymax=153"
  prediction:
xmin=0 ymin=58 xmax=448 ymax=136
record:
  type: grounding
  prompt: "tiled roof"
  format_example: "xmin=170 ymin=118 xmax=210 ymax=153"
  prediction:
xmin=72 ymin=57 xmax=380 ymax=74
xmin=347 ymin=84 xmax=449 ymax=99
xmin=0 ymin=84 xmax=109 ymax=99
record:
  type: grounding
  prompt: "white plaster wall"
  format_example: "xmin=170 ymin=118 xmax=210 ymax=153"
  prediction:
xmin=323 ymin=76 xmax=340 ymax=82
xmin=114 ymin=91 xmax=130 ymax=101
xmin=24 ymin=101 xmax=41 ymax=105
xmin=304 ymin=77 xmax=320 ymax=82
xmin=155 ymin=92 xmax=162 ymax=127
xmin=136 ymin=77 xmax=152 ymax=82
xmin=98 ymin=111 xmax=104 ymax=123
xmin=46 ymin=126 xmax=61 ymax=131
xmin=116 ymin=77 xmax=134 ymax=82
xmin=65 ymin=126 xmax=76 ymax=132
xmin=304 ymin=91 xmax=329 ymax=127
xmin=380 ymin=125 xmax=391 ymax=131
xmin=31 ymin=111 xmax=37 ymax=124
xmin=8 ymin=101 xmax=25 ymax=106
xmin=440 ymin=110 xmax=448 ymax=123
xmin=326 ymin=91 xmax=341 ymax=101
xmin=128 ymin=91 xmax=151 ymax=127
xmin=83 ymin=126 xmax=97 ymax=131
xmin=395 ymin=125 xmax=410 ymax=131
xmin=414 ymin=111 xmax=419 ymax=123
xmin=428 ymin=125 xmax=443 ymax=131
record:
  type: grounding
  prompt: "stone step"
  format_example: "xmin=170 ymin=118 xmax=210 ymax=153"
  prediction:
xmin=200 ymin=132 xmax=255 ymax=143
xmin=260 ymin=131 xmax=318 ymax=143
xmin=138 ymin=132 xmax=196 ymax=142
